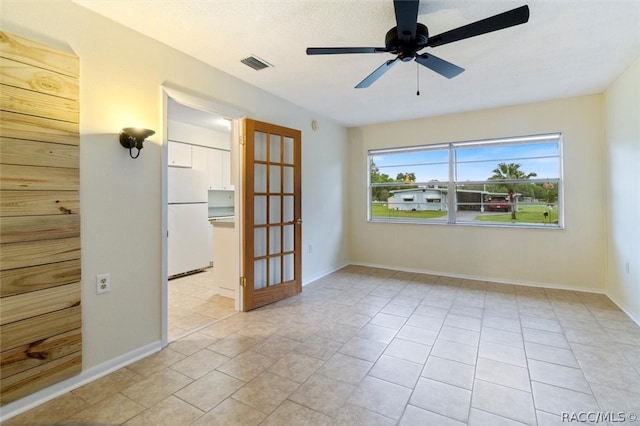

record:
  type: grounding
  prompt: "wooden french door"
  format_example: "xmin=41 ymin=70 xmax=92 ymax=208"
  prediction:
xmin=242 ymin=119 xmax=302 ymax=311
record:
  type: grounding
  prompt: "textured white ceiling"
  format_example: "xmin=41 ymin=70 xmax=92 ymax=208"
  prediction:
xmin=76 ymin=0 xmax=640 ymax=127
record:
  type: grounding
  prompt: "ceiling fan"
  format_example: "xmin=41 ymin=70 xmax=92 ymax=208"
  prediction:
xmin=306 ymin=0 xmax=530 ymax=89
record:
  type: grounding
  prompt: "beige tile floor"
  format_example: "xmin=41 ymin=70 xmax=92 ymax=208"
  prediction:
xmin=5 ymin=266 xmax=640 ymax=425
xmin=168 ymin=269 xmax=236 ymax=342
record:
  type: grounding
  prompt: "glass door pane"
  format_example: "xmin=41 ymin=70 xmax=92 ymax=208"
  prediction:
xmin=284 ymin=137 xmax=294 ymax=164
xmin=269 ymin=256 xmax=281 ymax=285
xmin=255 ymin=132 xmax=267 ymax=161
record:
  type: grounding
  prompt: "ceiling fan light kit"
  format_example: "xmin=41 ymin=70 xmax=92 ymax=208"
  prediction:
xmin=306 ymin=0 xmax=530 ymax=90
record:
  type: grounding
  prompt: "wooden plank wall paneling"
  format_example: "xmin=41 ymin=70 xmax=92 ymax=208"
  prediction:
xmin=0 ymin=84 xmax=79 ymax=122
xmin=0 ymin=57 xmax=79 ymax=100
xmin=0 ymin=31 xmax=81 ymax=405
xmin=0 ymin=259 xmax=82 ymax=297
xmin=0 ymin=237 xmax=80 ymax=271
xmin=0 ymin=329 xmax=82 ymax=378
xmin=0 ymin=138 xmax=79 ymax=168
xmin=0 ymin=353 xmax=82 ymax=405
xmin=0 ymin=111 xmax=78 ymax=144
xmin=0 ymin=190 xmax=80 ymax=217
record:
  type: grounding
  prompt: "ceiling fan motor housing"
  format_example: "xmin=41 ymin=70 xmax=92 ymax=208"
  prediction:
xmin=385 ymin=23 xmax=429 ymax=61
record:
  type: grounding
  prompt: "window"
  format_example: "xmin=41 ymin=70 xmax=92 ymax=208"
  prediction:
xmin=369 ymin=134 xmax=563 ymax=228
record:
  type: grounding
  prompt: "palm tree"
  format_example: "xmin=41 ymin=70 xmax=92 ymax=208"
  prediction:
xmin=489 ymin=163 xmax=537 ymax=219
xmin=396 ymin=172 xmax=416 ymax=183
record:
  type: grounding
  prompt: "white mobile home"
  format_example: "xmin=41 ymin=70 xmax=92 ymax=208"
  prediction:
xmin=387 ymin=187 xmax=519 ymax=212
xmin=387 ymin=187 xmax=447 ymax=211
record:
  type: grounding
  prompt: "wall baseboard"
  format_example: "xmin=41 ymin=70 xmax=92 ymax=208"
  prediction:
xmin=348 ymin=261 xmax=606 ymax=294
xmin=0 ymin=341 xmax=162 ymax=422
xmin=349 ymin=261 xmax=640 ymax=325
xmin=606 ymin=293 xmax=640 ymax=327
xmin=302 ymin=262 xmax=349 ymax=287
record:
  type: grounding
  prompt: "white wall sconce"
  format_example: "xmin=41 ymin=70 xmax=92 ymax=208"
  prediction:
xmin=119 ymin=127 xmax=155 ymax=159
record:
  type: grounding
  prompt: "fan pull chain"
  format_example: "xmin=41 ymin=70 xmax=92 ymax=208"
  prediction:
xmin=416 ymin=61 xmax=420 ymax=96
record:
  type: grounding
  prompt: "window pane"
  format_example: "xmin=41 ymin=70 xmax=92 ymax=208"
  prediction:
xmin=284 ymin=254 xmax=294 ymax=282
xmin=371 ymin=147 xmax=449 ymax=184
xmin=269 ymin=225 xmax=281 ymax=254
xmin=283 ymin=224 xmax=294 ymax=252
xmin=456 ymin=181 xmax=561 ymax=226
xmin=283 ymin=196 xmax=294 ymax=222
xmin=254 ymin=259 xmax=266 ymax=290
xmin=270 ymin=134 xmax=281 ymax=163
xmin=254 ymin=163 xmax=267 ymax=193
xmin=370 ymin=186 xmax=448 ymax=223
xmin=269 ymin=256 xmax=282 ymax=286
xmin=254 ymin=227 xmax=266 ymax=257
xmin=254 ymin=132 xmax=267 ymax=161
xmin=254 ymin=196 xmax=266 ymax=225
xmin=269 ymin=196 xmax=281 ymax=224
xmin=283 ymin=166 xmax=294 ymax=193
xmin=269 ymin=165 xmax=281 ymax=193
xmin=455 ymin=141 xmax=559 ymax=181
xmin=284 ymin=137 xmax=294 ymax=164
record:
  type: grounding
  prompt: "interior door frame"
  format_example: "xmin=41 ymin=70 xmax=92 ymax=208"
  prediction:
xmin=160 ymin=85 xmax=245 ymax=348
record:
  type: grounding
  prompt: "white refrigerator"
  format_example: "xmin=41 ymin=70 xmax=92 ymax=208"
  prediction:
xmin=168 ymin=167 xmax=210 ymax=277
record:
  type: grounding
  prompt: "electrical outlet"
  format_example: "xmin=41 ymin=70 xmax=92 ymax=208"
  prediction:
xmin=96 ymin=273 xmax=111 ymax=294
xmin=308 ymin=244 xmax=313 ymax=254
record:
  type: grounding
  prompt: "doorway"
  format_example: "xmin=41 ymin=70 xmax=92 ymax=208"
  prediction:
xmin=161 ymin=86 xmax=244 ymax=346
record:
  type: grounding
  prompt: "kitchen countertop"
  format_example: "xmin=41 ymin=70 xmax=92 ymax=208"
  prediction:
xmin=208 ymin=207 xmax=234 ymax=218
xmin=210 ymin=218 xmax=234 ymax=227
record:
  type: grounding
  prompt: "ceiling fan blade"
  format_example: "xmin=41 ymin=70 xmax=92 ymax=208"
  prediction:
xmin=355 ymin=58 xmax=400 ymax=88
xmin=427 ymin=5 xmax=530 ymax=48
xmin=306 ymin=47 xmax=387 ymax=55
xmin=416 ymin=53 xmax=465 ymax=79
xmin=394 ymin=0 xmax=420 ymax=42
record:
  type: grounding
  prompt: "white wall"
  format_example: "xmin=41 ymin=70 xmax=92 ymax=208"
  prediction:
xmin=168 ymin=120 xmax=230 ymax=150
xmin=603 ymin=57 xmax=640 ymax=322
xmin=1 ymin=0 xmax=349 ymax=374
xmin=349 ymin=95 xmax=606 ymax=292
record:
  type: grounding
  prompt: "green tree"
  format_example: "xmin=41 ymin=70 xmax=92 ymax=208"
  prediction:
xmin=489 ymin=163 xmax=537 ymax=220
xmin=370 ymin=159 xmax=394 ymax=201
xmin=541 ymin=182 xmax=558 ymax=204
xmin=396 ymin=172 xmax=416 ymax=183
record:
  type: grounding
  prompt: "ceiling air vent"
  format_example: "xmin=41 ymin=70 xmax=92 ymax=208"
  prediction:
xmin=241 ymin=55 xmax=272 ymax=71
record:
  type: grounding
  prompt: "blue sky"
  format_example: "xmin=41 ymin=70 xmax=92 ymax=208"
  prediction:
xmin=372 ymin=142 xmax=560 ymax=182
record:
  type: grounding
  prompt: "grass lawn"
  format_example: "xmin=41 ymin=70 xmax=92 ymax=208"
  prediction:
xmin=475 ymin=205 xmax=559 ymax=224
xmin=372 ymin=203 xmax=558 ymax=225
xmin=371 ymin=204 xmax=447 ymax=219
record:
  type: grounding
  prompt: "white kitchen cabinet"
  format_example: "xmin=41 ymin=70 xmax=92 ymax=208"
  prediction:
xmin=222 ymin=150 xmax=231 ymax=189
xmin=208 ymin=148 xmax=224 ymax=190
xmin=211 ymin=220 xmax=237 ymax=299
xmin=191 ymin=145 xmax=209 ymax=172
xmin=175 ymin=143 xmax=230 ymax=190
xmin=168 ymin=141 xmax=192 ymax=168
xmin=207 ymin=148 xmax=232 ymax=190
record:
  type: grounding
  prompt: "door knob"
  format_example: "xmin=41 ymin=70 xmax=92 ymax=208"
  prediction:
xmin=296 ymin=218 xmax=303 ymax=225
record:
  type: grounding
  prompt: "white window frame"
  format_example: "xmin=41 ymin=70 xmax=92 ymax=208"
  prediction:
xmin=368 ymin=133 xmax=564 ymax=229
